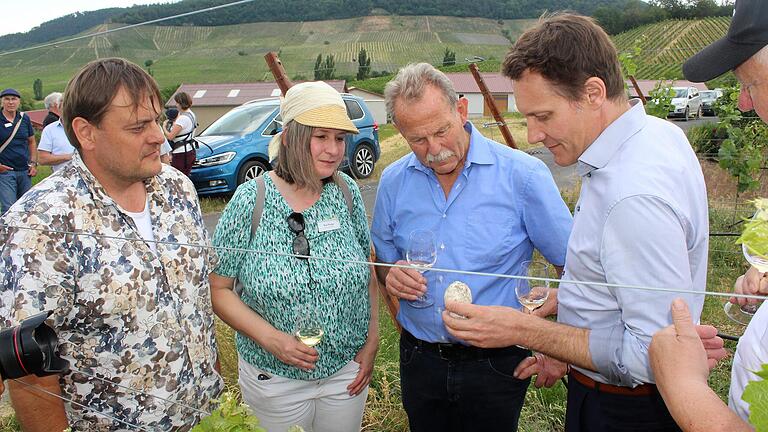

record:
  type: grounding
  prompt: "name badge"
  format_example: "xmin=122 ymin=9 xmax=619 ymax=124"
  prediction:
xmin=317 ymin=217 xmax=341 ymax=233
xmin=4 ymin=123 xmax=11 ymax=128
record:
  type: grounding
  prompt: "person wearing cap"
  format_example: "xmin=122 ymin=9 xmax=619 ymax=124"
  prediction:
xmin=0 ymin=88 xmax=37 ymax=214
xmin=650 ymin=0 xmax=768 ymax=429
xmin=38 ymin=100 xmax=76 ymax=172
xmin=209 ymin=81 xmax=379 ymax=432
xmin=371 ymin=62 xmax=572 ymax=430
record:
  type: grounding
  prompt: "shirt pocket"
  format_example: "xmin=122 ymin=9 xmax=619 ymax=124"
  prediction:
xmin=463 ymin=210 xmax=513 ymax=265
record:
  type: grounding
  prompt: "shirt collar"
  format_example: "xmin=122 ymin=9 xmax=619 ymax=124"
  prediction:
xmin=71 ymin=152 xmax=167 ymax=209
xmin=577 ymin=99 xmax=646 ymax=177
xmin=406 ymin=121 xmax=495 ymax=172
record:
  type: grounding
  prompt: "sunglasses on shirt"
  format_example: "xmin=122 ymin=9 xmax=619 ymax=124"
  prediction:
xmin=287 ymin=212 xmax=310 ymax=258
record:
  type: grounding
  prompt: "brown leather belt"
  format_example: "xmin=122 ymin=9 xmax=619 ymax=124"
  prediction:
xmin=569 ymin=369 xmax=657 ymax=396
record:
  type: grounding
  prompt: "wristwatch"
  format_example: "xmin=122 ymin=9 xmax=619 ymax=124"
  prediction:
xmin=28 ymin=161 xmax=38 ymax=167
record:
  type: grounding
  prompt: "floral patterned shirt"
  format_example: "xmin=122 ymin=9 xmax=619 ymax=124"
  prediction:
xmin=0 ymin=153 xmax=223 ymax=431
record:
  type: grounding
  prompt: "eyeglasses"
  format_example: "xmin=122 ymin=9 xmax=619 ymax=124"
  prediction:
xmin=287 ymin=212 xmax=310 ymax=258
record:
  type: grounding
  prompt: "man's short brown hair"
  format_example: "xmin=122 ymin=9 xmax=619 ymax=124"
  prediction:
xmin=61 ymin=58 xmax=162 ymax=152
xmin=502 ymin=13 xmax=625 ymax=102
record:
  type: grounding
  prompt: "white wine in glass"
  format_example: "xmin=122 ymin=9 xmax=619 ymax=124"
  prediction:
xmin=295 ymin=327 xmax=324 ymax=347
xmin=294 ymin=305 xmax=324 ymax=347
xmin=406 ymin=229 xmax=437 ymax=308
xmin=515 ymin=260 xmax=551 ymax=313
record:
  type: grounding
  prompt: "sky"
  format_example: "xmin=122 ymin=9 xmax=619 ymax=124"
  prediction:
xmin=1 ymin=1 xmax=181 ymax=37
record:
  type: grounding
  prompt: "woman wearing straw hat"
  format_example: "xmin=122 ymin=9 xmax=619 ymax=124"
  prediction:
xmin=209 ymin=81 xmax=379 ymax=432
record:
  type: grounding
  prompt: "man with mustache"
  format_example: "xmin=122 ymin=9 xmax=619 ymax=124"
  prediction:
xmin=371 ymin=62 xmax=573 ymax=431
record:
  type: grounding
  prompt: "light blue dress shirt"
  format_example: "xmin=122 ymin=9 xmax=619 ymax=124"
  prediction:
xmin=372 ymin=122 xmax=572 ymax=343
xmin=37 ymin=120 xmax=74 ymax=172
xmin=557 ymin=100 xmax=709 ymax=387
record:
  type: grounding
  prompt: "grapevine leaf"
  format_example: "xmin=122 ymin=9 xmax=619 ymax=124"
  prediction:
xmin=743 ymin=363 xmax=768 ymax=430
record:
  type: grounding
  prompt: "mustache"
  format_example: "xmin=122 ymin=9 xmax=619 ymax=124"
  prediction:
xmin=426 ymin=150 xmax=455 ymax=163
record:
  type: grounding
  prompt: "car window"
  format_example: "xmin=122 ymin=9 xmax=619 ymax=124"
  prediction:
xmin=673 ymin=88 xmax=687 ymax=98
xmin=691 ymin=89 xmax=699 ymax=97
xmin=200 ymin=104 xmax=277 ymax=136
xmin=262 ymin=114 xmax=282 ymax=136
xmin=344 ymin=100 xmax=365 ymax=121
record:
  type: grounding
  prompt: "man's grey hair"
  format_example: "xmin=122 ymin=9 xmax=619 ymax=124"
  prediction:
xmin=384 ymin=63 xmax=458 ymax=124
xmin=44 ymin=92 xmax=63 ymax=110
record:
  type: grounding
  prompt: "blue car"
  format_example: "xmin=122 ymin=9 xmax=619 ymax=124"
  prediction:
xmin=191 ymin=94 xmax=380 ymax=195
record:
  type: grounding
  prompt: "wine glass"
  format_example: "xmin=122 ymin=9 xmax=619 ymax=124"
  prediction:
xmin=406 ymin=229 xmax=437 ymax=308
xmin=515 ymin=260 xmax=551 ymax=313
xmin=725 ymin=209 xmax=768 ymax=325
xmin=294 ymin=304 xmax=324 ymax=347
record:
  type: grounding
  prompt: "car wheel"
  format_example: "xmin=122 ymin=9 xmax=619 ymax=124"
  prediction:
xmin=684 ymin=106 xmax=690 ymax=122
xmin=350 ymin=143 xmax=375 ymax=179
xmin=696 ymin=105 xmax=702 ymax=119
xmin=237 ymin=159 xmax=269 ymax=185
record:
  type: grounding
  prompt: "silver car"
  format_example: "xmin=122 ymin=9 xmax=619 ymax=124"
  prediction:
xmin=668 ymin=86 xmax=703 ymax=121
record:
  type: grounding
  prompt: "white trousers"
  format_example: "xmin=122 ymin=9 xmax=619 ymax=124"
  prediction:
xmin=238 ymin=358 xmax=369 ymax=432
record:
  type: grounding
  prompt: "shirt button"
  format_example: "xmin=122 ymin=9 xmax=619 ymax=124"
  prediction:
xmin=438 ymin=276 xmax=444 ymax=282
xmin=440 ymin=243 xmax=445 ymax=250
xmin=442 ymin=213 xmax=447 ymax=218
xmin=576 ymin=205 xmax=580 ymax=212
xmin=586 ymin=173 xmax=592 ymax=178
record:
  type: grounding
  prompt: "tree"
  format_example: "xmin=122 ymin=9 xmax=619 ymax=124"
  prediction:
xmin=314 ymin=54 xmax=323 ymax=80
xmin=32 ymin=79 xmax=43 ymax=101
xmin=442 ymin=48 xmax=456 ymax=67
xmin=323 ymin=54 xmax=335 ymax=80
xmin=356 ymin=47 xmax=371 ymax=81
xmin=144 ymin=59 xmax=154 ymax=77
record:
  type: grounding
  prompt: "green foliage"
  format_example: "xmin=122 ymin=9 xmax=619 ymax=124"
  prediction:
xmin=191 ymin=391 xmax=267 ymax=432
xmin=645 ymin=82 xmax=675 ymax=119
xmin=314 ymin=54 xmax=336 ymax=80
xmin=160 ymin=83 xmax=180 ymax=105
xmin=736 ymin=199 xmax=768 ymax=258
xmin=32 ymin=78 xmax=43 ymax=100
xmin=442 ymin=48 xmax=456 ymax=67
xmin=715 ymin=87 xmax=768 ymax=193
xmin=742 ymin=363 xmax=768 ymax=430
xmin=356 ymin=47 xmax=372 ymax=81
xmin=687 ymin=122 xmax=726 ymax=157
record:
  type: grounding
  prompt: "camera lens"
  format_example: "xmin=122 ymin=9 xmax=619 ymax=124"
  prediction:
xmin=0 ymin=311 xmax=69 ymax=379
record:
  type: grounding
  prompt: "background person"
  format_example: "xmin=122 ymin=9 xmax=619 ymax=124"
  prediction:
xmin=42 ymin=91 xmax=63 ymax=128
xmin=651 ymin=0 xmax=768 ymax=428
xmin=443 ymin=14 xmax=716 ymax=432
xmin=38 ymin=117 xmax=75 ymax=172
xmin=0 ymin=88 xmax=37 ymax=214
xmin=371 ymin=63 xmax=572 ymax=431
xmin=0 ymin=58 xmax=223 ymax=431
xmin=210 ymin=81 xmax=379 ymax=432
xmin=165 ymin=92 xmax=197 ymax=176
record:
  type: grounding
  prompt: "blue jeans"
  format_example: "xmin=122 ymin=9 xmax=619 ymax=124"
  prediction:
xmin=0 ymin=170 xmax=32 ymax=214
xmin=400 ymin=330 xmax=531 ymax=432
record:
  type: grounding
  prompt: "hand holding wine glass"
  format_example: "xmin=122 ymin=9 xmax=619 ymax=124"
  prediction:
xmin=728 ymin=200 xmax=768 ymax=324
xmin=515 ymin=260 xmax=551 ymax=314
xmin=406 ymin=229 xmax=437 ymax=308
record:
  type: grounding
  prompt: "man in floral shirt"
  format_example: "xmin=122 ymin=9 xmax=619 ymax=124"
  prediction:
xmin=0 ymin=58 xmax=223 ymax=431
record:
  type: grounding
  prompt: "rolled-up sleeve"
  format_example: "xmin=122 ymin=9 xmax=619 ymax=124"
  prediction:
xmin=589 ymin=195 xmax=699 ymax=386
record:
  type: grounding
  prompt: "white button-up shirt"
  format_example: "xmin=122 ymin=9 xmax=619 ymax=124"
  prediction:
xmin=558 ymin=100 xmax=709 ymax=387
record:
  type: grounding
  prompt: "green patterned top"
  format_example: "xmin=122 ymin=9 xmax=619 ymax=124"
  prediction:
xmin=213 ymin=172 xmax=371 ymax=380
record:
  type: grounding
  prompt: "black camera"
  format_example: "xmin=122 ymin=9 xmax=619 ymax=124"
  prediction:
xmin=0 ymin=311 xmax=69 ymax=379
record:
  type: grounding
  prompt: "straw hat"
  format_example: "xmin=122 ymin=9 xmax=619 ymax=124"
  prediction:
xmin=268 ymin=81 xmax=358 ymax=160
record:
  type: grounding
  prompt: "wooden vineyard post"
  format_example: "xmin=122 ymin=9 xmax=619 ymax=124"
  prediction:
xmin=468 ymin=63 xmax=517 ymax=149
xmin=264 ymin=51 xmax=294 ymax=95
xmin=628 ymin=75 xmax=647 ymax=105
